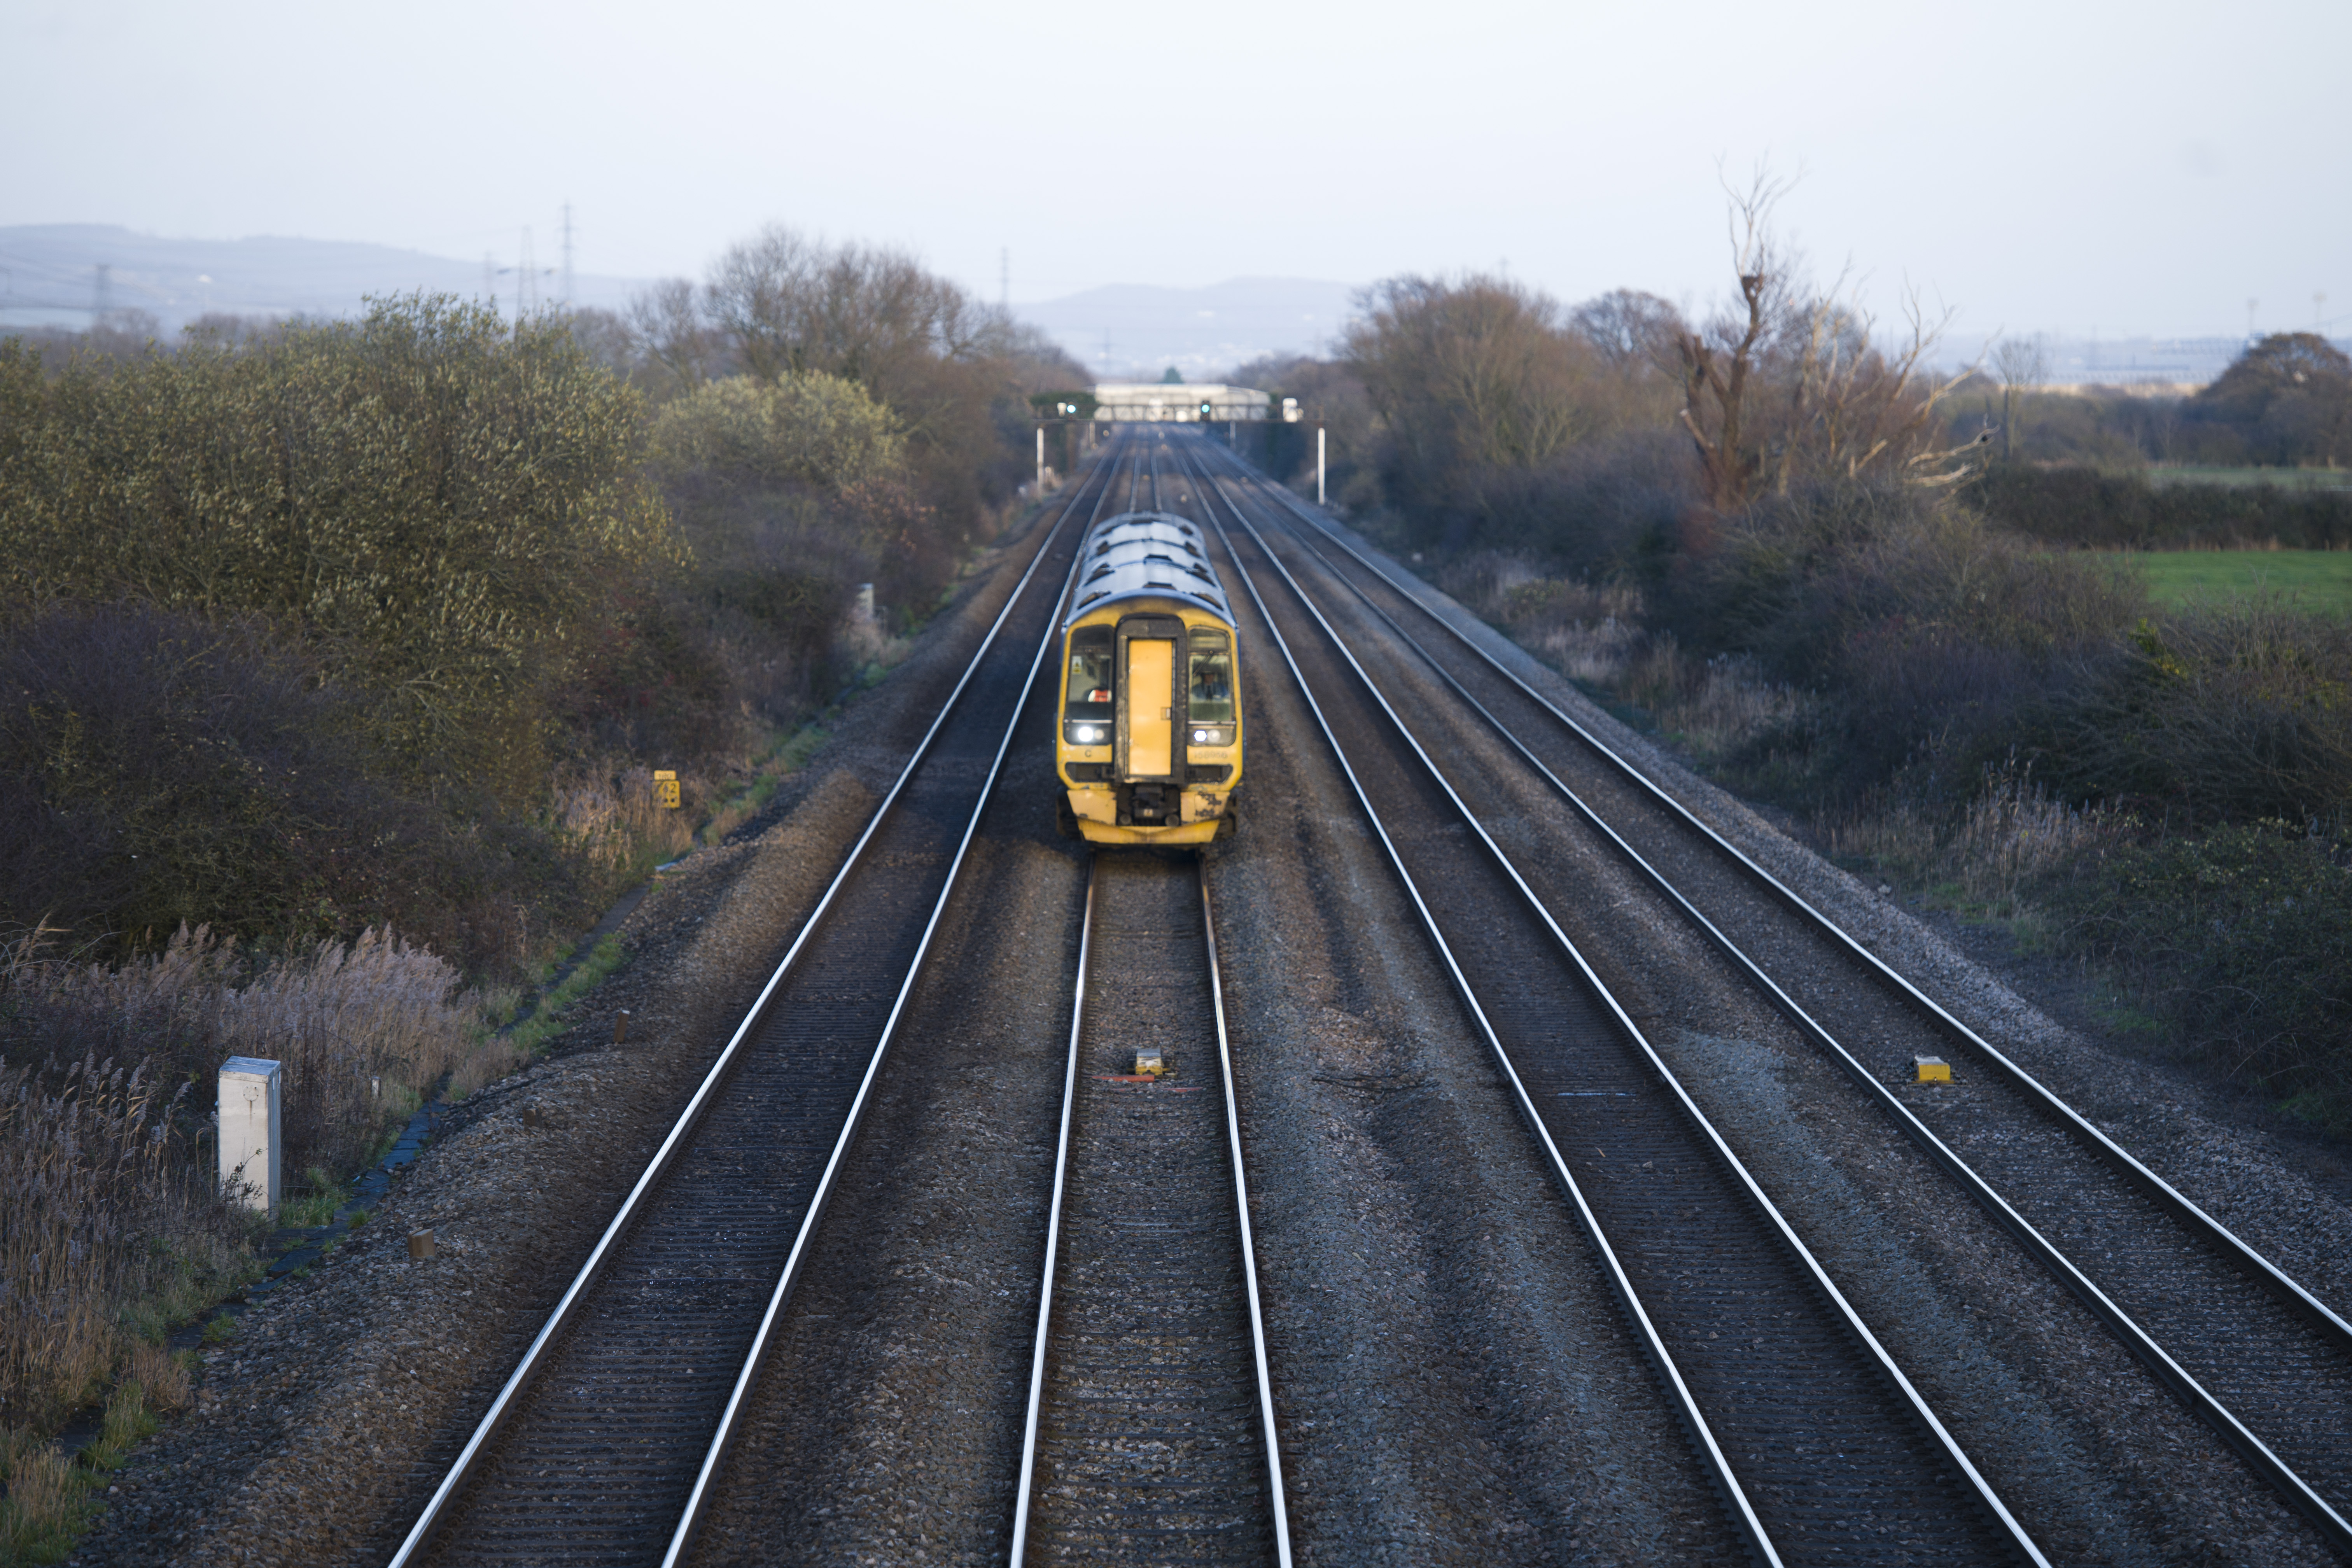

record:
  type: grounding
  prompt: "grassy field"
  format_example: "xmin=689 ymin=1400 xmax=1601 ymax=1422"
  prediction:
xmin=2130 ymin=549 xmax=2352 ymax=611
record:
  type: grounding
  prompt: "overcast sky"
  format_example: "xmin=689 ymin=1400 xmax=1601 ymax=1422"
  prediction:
xmin=7 ymin=0 xmax=2345 ymax=343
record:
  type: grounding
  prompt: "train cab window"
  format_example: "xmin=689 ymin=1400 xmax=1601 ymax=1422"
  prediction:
xmin=1186 ymin=630 xmax=1236 ymax=737
xmin=1064 ymin=627 xmax=1114 ymax=741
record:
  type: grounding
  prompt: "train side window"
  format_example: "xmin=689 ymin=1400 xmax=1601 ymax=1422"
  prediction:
xmin=1065 ymin=626 xmax=1114 ymax=719
xmin=1186 ymin=630 xmax=1235 ymax=723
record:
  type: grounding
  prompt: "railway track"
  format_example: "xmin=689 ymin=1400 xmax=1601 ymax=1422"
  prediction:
xmin=1185 ymin=436 xmax=2352 ymax=1554
xmin=1171 ymin=442 xmax=2043 ymax=1565
xmin=387 ymin=438 xmax=1141 ymax=1568
xmin=1009 ymin=854 xmax=1292 ymax=1565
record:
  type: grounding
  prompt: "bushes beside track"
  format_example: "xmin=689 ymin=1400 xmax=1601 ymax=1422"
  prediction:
xmin=0 ymin=240 xmax=1081 ymax=1531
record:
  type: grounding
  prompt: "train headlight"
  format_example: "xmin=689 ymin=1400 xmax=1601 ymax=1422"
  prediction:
xmin=1075 ymin=724 xmax=1103 ymax=744
xmin=1192 ymin=728 xmax=1208 ymax=743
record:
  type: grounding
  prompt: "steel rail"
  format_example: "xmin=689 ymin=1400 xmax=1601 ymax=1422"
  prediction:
xmin=1198 ymin=447 xmax=2352 ymax=1554
xmin=1006 ymin=861 xmax=1097 ymax=1567
xmin=1181 ymin=454 xmax=1776 ymax=1566
xmin=1210 ymin=443 xmax=2352 ymax=1359
xmin=660 ymin=457 xmax=1117 ymax=1565
xmin=1185 ymin=441 xmax=2051 ymax=1566
xmin=1006 ymin=866 xmax=1295 ymax=1566
xmin=1214 ymin=450 xmax=2352 ymax=1547
xmin=387 ymin=439 xmax=1128 ymax=1568
xmin=1203 ymin=864 xmax=1297 ymax=1568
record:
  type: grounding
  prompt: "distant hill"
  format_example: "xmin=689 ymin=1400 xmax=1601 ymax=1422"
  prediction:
xmin=1017 ymin=277 xmax=1359 ymax=382
xmin=0 ymin=224 xmax=650 ymax=337
xmin=1 ymin=229 xmax=1353 ymax=380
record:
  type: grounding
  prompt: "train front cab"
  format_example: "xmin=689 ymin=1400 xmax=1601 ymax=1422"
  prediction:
xmin=1058 ymin=602 xmax=1239 ymax=846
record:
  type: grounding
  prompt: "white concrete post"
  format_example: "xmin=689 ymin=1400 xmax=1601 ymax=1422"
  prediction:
xmin=1317 ymin=426 xmax=1326 ymax=507
xmin=218 ymin=1057 xmax=282 ymax=1214
xmin=1036 ymin=425 xmax=1046 ymax=493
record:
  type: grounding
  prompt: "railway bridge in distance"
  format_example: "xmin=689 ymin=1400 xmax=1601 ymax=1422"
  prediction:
xmin=1091 ymin=381 xmax=1294 ymax=422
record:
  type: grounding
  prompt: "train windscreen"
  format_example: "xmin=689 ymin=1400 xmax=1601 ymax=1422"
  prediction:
xmin=1065 ymin=627 xmax=1113 ymax=722
xmin=1186 ymin=631 xmax=1235 ymax=724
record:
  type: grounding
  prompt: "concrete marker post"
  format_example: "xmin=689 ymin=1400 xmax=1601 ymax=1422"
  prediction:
xmin=217 ymin=1057 xmax=282 ymax=1215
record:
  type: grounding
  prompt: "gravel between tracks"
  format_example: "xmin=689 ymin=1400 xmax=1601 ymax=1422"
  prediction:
xmin=700 ymin=440 xmax=1740 ymax=1565
xmin=1285 ymin=491 xmax=2352 ymax=1564
xmin=1303 ymin=506 xmax=2352 ymax=1318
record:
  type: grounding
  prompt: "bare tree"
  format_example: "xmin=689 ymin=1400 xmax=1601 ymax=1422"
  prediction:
xmin=1992 ymin=335 xmax=2048 ymax=461
xmin=1678 ymin=168 xmax=1986 ymax=508
xmin=626 ymin=279 xmax=719 ymax=399
xmin=1344 ymin=272 xmax=1616 ymax=515
xmin=1780 ymin=284 xmax=1988 ymax=490
xmin=704 ymin=227 xmax=1006 ymax=386
xmin=1675 ymin=168 xmax=1797 ymax=510
xmin=1568 ymin=289 xmax=1686 ymax=382
xmin=560 ymin=306 xmax=640 ymax=380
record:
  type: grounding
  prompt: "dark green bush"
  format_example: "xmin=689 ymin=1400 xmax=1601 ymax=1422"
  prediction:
xmin=0 ymin=600 xmax=575 ymax=967
xmin=2049 ymin=821 xmax=2352 ymax=1110
xmin=1966 ymin=465 xmax=2352 ymax=550
xmin=0 ymin=297 xmax=673 ymax=803
xmin=1655 ymin=482 xmax=2146 ymax=793
xmin=2021 ymin=597 xmax=2352 ymax=825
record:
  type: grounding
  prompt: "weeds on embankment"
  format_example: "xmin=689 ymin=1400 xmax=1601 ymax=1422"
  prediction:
xmin=0 ymin=917 xmax=500 ymax=1549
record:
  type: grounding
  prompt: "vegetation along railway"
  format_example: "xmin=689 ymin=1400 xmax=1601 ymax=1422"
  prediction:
xmin=373 ymin=427 xmax=2352 ymax=1565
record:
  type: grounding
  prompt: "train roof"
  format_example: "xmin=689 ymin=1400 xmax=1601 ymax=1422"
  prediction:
xmin=1082 ymin=511 xmax=1203 ymax=555
xmin=1065 ymin=511 xmax=1232 ymax=626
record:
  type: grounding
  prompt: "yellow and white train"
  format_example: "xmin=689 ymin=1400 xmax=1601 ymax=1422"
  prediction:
xmin=1054 ymin=510 xmax=1242 ymax=846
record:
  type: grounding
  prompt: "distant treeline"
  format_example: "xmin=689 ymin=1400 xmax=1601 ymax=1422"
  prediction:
xmin=1946 ymin=334 xmax=2352 ymax=471
xmin=1966 ymin=466 xmax=2352 ymax=550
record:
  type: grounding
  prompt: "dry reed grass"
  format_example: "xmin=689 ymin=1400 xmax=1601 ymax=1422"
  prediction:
xmin=1442 ymin=551 xmax=1648 ymax=684
xmin=549 ymin=759 xmax=702 ymax=896
xmin=0 ymin=1046 xmax=233 ymax=1438
xmin=33 ymin=925 xmax=480 ymax=1177
xmin=1620 ymin=643 xmax=1811 ymax=763
xmin=0 ymin=1426 xmax=83 ymax=1559
xmin=1820 ymin=759 xmax=2124 ymax=917
xmin=0 ymin=919 xmax=505 ymax=1477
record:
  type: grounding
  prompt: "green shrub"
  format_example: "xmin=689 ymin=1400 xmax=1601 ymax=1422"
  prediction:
xmin=0 ymin=600 xmax=580 ymax=965
xmin=1965 ymin=464 xmax=2352 ymax=551
xmin=2023 ymin=597 xmax=2352 ymax=824
xmin=648 ymin=373 xmax=905 ymax=491
xmin=0 ymin=297 xmax=674 ymax=803
xmin=2049 ymin=821 xmax=2352 ymax=1110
